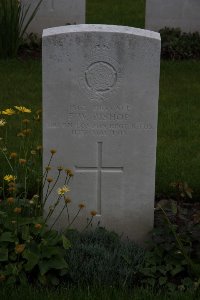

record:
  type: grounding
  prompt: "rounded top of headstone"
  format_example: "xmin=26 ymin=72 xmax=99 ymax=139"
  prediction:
xmin=42 ymin=24 xmax=160 ymax=40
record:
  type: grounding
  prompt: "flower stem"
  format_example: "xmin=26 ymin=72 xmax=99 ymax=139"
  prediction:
xmin=67 ymin=208 xmax=81 ymax=229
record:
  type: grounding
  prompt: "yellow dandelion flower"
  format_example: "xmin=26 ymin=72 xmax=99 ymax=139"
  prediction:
xmin=14 ymin=106 xmax=31 ymax=113
xmin=15 ymin=244 xmax=25 ymax=254
xmin=0 ymin=119 xmax=6 ymax=127
xmin=2 ymin=108 xmax=15 ymax=115
xmin=57 ymin=185 xmax=70 ymax=195
xmin=4 ymin=175 xmax=17 ymax=182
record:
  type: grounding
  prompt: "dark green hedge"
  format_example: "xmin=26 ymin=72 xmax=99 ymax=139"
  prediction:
xmin=160 ymin=28 xmax=200 ymax=60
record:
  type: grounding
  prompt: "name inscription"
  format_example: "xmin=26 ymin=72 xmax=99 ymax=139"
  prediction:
xmin=47 ymin=104 xmax=153 ymax=136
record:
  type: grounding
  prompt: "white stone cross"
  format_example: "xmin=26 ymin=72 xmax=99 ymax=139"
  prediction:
xmin=75 ymin=142 xmax=123 ymax=215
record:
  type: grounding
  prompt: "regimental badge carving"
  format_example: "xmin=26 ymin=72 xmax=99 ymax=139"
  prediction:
xmin=85 ymin=62 xmax=117 ymax=92
xmin=79 ymin=55 xmax=123 ymax=101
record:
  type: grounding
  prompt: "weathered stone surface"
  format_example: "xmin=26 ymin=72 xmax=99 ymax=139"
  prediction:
xmin=42 ymin=25 xmax=161 ymax=242
xmin=146 ymin=0 xmax=200 ymax=33
xmin=22 ymin=0 xmax=85 ymax=36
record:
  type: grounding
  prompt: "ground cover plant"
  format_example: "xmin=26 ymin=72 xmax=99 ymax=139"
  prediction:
xmin=0 ymin=285 xmax=199 ymax=300
xmin=160 ymin=28 xmax=200 ymax=60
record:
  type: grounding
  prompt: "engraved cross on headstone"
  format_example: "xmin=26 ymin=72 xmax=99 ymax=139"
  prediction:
xmin=75 ymin=142 xmax=123 ymax=215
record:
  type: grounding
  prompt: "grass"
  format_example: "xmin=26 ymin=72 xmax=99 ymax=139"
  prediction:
xmin=0 ymin=286 xmax=199 ymax=300
xmin=1 ymin=0 xmax=200 ymax=199
xmin=1 ymin=59 xmax=200 ymax=198
xmin=157 ymin=60 xmax=200 ymax=197
xmin=86 ymin=0 xmax=145 ymax=29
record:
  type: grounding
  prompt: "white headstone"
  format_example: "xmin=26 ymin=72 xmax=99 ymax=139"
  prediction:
xmin=22 ymin=0 xmax=85 ymax=36
xmin=146 ymin=0 xmax=200 ymax=33
xmin=43 ymin=25 xmax=161 ymax=242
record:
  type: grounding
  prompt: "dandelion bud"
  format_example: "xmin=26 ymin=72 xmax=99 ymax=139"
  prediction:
xmin=15 ymin=244 xmax=25 ymax=254
xmin=8 ymin=182 xmax=16 ymax=187
xmin=45 ymin=166 xmax=51 ymax=171
xmin=17 ymin=132 xmax=25 ymax=137
xmin=36 ymin=145 xmax=42 ymax=151
xmin=90 ymin=210 xmax=97 ymax=217
xmin=47 ymin=177 xmax=53 ymax=183
xmin=14 ymin=207 xmax=21 ymax=214
xmin=10 ymin=152 xmax=17 ymax=159
xmin=22 ymin=128 xmax=31 ymax=135
xmin=0 ymin=275 xmax=6 ymax=282
xmin=7 ymin=197 xmax=14 ymax=204
xmin=19 ymin=158 xmax=26 ymax=165
xmin=22 ymin=119 xmax=30 ymax=124
xmin=35 ymin=223 xmax=42 ymax=230
xmin=65 ymin=169 xmax=74 ymax=177
xmin=64 ymin=197 xmax=71 ymax=204
xmin=78 ymin=203 xmax=85 ymax=209
xmin=69 ymin=171 xmax=74 ymax=177
xmin=8 ymin=187 xmax=16 ymax=193
xmin=50 ymin=149 xmax=56 ymax=155
xmin=57 ymin=166 xmax=63 ymax=171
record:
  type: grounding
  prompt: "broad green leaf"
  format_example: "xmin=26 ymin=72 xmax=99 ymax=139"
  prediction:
xmin=22 ymin=225 xmax=30 ymax=241
xmin=18 ymin=217 xmax=36 ymax=226
xmin=23 ymin=250 xmax=39 ymax=271
xmin=171 ymin=265 xmax=184 ymax=276
xmin=39 ymin=256 xmax=68 ymax=275
xmin=49 ymin=274 xmax=59 ymax=286
xmin=159 ymin=276 xmax=167 ymax=285
xmin=43 ymin=230 xmax=61 ymax=246
xmin=6 ymin=276 xmax=16 ymax=285
xmin=38 ymin=274 xmax=47 ymax=285
xmin=40 ymin=246 xmax=65 ymax=258
xmin=0 ymin=211 xmax=7 ymax=218
xmin=147 ymin=278 xmax=156 ymax=286
xmin=62 ymin=235 xmax=71 ymax=250
xmin=0 ymin=232 xmax=15 ymax=242
xmin=171 ymin=200 xmax=178 ymax=214
xmin=0 ymin=248 xmax=8 ymax=261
